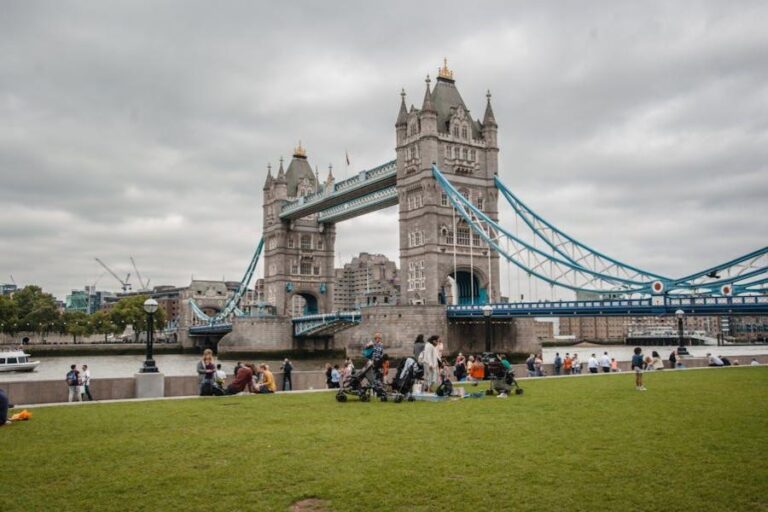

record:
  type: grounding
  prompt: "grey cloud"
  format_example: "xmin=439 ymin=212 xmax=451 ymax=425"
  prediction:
xmin=1 ymin=0 xmax=766 ymax=299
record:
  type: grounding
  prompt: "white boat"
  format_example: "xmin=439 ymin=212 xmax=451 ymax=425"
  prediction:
xmin=0 ymin=349 xmax=40 ymax=372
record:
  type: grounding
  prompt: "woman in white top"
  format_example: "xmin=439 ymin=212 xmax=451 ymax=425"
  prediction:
xmin=420 ymin=335 xmax=439 ymax=392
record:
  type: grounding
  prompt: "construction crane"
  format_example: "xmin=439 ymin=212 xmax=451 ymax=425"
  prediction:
xmin=94 ymin=258 xmax=132 ymax=293
xmin=130 ymin=256 xmax=151 ymax=292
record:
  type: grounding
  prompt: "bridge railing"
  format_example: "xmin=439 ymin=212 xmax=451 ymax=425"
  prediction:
xmin=317 ymin=186 xmax=398 ymax=222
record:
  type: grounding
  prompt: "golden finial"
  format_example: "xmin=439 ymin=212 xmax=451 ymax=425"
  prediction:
xmin=438 ymin=58 xmax=453 ymax=80
xmin=293 ymin=140 xmax=306 ymax=158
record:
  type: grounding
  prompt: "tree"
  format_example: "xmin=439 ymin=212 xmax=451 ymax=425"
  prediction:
xmin=0 ymin=295 xmax=19 ymax=335
xmin=110 ymin=295 xmax=166 ymax=342
xmin=62 ymin=310 xmax=92 ymax=344
xmin=12 ymin=285 xmax=61 ymax=334
xmin=89 ymin=310 xmax=121 ymax=342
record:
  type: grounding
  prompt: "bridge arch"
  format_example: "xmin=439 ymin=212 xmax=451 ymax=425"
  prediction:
xmin=443 ymin=267 xmax=490 ymax=305
xmin=288 ymin=290 xmax=319 ymax=317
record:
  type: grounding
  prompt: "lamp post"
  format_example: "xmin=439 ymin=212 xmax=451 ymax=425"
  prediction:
xmin=140 ymin=298 xmax=159 ymax=373
xmin=482 ymin=304 xmax=493 ymax=353
xmin=675 ymin=309 xmax=685 ymax=350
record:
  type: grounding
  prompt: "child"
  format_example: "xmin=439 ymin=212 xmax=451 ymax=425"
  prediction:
xmin=631 ymin=347 xmax=647 ymax=391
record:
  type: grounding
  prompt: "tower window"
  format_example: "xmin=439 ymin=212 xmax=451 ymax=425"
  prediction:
xmin=461 ymin=126 xmax=468 ymax=139
xmin=441 ymin=193 xmax=448 ymax=207
xmin=300 ymin=235 xmax=311 ymax=250
xmin=452 ymin=125 xmax=459 ymax=137
xmin=288 ymin=237 xmax=295 ymax=249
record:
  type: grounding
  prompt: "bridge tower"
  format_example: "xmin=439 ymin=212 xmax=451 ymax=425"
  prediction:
xmin=396 ymin=61 xmax=501 ymax=305
xmin=262 ymin=144 xmax=336 ymax=316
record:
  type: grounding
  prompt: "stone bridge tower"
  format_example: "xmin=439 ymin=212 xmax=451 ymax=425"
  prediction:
xmin=396 ymin=61 xmax=501 ymax=306
xmin=262 ymin=144 xmax=336 ymax=316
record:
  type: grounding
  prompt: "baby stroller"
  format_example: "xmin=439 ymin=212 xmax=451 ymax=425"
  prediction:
xmin=390 ymin=357 xmax=424 ymax=403
xmin=485 ymin=356 xmax=523 ymax=397
xmin=336 ymin=344 xmax=387 ymax=402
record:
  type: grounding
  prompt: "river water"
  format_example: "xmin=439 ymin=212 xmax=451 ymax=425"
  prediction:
xmin=0 ymin=354 xmax=337 ymax=382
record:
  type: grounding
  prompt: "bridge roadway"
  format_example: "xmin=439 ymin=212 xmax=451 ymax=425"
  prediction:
xmin=447 ymin=295 xmax=768 ymax=319
xmin=279 ymin=160 xmax=396 ymax=221
xmin=186 ymin=295 xmax=767 ymax=337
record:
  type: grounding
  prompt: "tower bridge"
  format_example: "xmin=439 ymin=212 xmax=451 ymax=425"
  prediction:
xmin=181 ymin=61 xmax=768 ymax=355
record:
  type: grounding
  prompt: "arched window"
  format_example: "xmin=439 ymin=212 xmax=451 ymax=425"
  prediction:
xmin=452 ymin=125 xmax=459 ymax=137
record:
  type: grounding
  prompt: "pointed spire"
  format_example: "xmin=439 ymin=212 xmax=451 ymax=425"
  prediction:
xmin=315 ymin=165 xmax=321 ymax=192
xmin=483 ymin=90 xmax=497 ymax=128
xmin=396 ymin=88 xmax=408 ymax=126
xmin=326 ymin=163 xmax=334 ymax=184
xmin=276 ymin=156 xmax=286 ymax=182
xmin=421 ymin=75 xmax=435 ymax=113
xmin=263 ymin=163 xmax=274 ymax=190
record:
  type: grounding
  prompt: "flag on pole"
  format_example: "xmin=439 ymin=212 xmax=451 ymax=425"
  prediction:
xmin=345 ymin=150 xmax=350 ymax=167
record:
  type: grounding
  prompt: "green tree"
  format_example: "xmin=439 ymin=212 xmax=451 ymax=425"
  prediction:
xmin=110 ymin=295 xmax=166 ymax=342
xmin=62 ymin=310 xmax=92 ymax=344
xmin=0 ymin=295 xmax=19 ymax=334
xmin=89 ymin=310 xmax=121 ymax=342
xmin=12 ymin=285 xmax=61 ymax=334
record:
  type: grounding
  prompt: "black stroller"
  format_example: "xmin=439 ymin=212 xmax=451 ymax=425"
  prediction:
xmin=485 ymin=355 xmax=523 ymax=396
xmin=390 ymin=357 xmax=424 ymax=403
xmin=336 ymin=359 xmax=387 ymax=402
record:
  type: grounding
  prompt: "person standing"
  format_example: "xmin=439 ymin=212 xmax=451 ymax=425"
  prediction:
xmin=80 ymin=364 xmax=93 ymax=401
xmin=563 ymin=353 xmax=573 ymax=375
xmin=553 ymin=353 xmax=562 ymax=376
xmin=196 ymin=349 xmax=216 ymax=395
xmin=571 ymin=353 xmax=581 ymax=374
xmin=413 ymin=334 xmax=426 ymax=360
xmin=280 ymin=358 xmax=293 ymax=391
xmin=588 ymin=354 xmax=599 ymax=374
xmin=324 ymin=363 xmax=333 ymax=389
xmin=599 ymin=352 xmax=611 ymax=373
xmin=421 ymin=335 xmax=439 ymax=392
xmin=525 ymin=354 xmax=536 ymax=377
xmin=632 ymin=347 xmax=647 ymax=391
xmin=669 ymin=350 xmax=677 ymax=370
xmin=66 ymin=364 xmax=81 ymax=402
xmin=330 ymin=365 xmax=341 ymax=389
xmin=453 ymin=355 xmax=467 ymax=382
xmin=534 ymin=354 xmax=544 ymax=377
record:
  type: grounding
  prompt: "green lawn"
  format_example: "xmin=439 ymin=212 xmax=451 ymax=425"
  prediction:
xmin=2 ymin=368 xmax=767 ymax=512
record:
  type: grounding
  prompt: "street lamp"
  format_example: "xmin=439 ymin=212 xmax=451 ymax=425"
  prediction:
xmin=482 ymin=304 xmax=493 ymax=353
xmin=675 ymin=309 xmax=685 ymax=350
xmin=140 ymin=298 xmax=159 ymax=373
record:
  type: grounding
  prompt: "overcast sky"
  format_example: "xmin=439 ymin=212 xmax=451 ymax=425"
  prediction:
xmin=1 ymin=1 xmax=766 ymax=301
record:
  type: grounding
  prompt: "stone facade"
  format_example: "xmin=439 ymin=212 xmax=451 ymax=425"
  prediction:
xmin=262 ymin=145 xmax=336 ymax=317
xmin=395 ymin=61 xmax=501 ymax=306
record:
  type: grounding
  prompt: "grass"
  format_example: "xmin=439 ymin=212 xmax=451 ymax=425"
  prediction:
xmin=1 ymin=368 xmax=767 ymax=512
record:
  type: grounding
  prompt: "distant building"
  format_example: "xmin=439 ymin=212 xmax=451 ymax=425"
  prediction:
xmin=1 ymin=283 xmax=17 ymax=296
xmin=334 ymin=253 xmax=400 ymax=311
xmin=65 ymin=287 xmax=116 ymax=314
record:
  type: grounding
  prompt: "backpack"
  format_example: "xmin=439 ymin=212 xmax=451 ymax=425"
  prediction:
xmin=66 ymin=370 xmax=79 ymax=386
xmin=435 ymin=378 xmax=453 ymax=397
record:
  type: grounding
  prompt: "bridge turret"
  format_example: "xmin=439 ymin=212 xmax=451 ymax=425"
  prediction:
xmin=262 ymin=163 xmax=274 ymax=191
xmin=395 ymin=88 xmax=408 ymax=146
xmin=419 ymin=75 xmax=437 ymax=136
xmin=274 ymin=157 xmax=288 ymax=200
xmin=482 ymin=90 xmax=498 ymax=150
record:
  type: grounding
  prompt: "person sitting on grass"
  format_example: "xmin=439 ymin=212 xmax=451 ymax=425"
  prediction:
xmin=610 ymin=358 xmax=619 ymax=372
xmin=631 ymin=347 xmax=647 ymax=391
xmin=751 ymin=358 xmax=761 ymax=366
xmin=707 ymin=353 xmax=725 ymax=367
xmin=254 ymin=364 xmax=276 ymax=394
xmin=0 ymin=388 xmax=10 ymax=426
xmin=468 ymin=356 xmax=485 ymax=384
xmin=226 ymin=363 xmax=255 ymax=395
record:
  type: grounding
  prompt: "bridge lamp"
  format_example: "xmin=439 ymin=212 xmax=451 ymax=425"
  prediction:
xmin=675 ymin=309 xmax=685 ymax=349
xmin=140 ymin=298 xmax=159 ymax=373
xmin=482 ymin=304 xmax=493 ymax=353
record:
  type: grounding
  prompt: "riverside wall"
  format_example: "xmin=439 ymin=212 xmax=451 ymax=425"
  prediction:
xmin=4 ymin=355 xmax=767 ymax=406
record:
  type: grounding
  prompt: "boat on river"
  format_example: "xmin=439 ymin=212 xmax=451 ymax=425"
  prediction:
xmin=0 ymin=348 xmax=40 ymax=372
